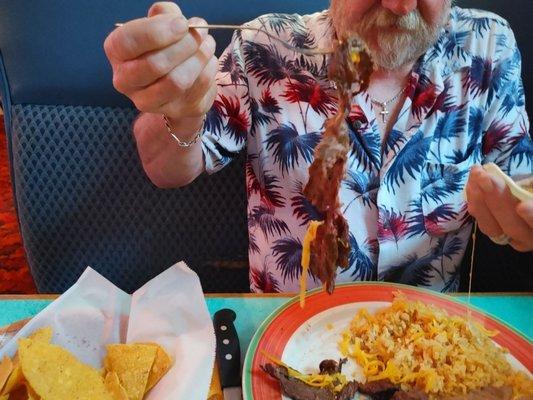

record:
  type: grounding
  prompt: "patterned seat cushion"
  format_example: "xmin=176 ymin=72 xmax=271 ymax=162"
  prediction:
xmin=10 ymin=104 xmax=249 ymax=293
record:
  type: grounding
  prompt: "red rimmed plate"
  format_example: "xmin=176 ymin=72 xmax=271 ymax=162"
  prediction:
xmin=242 ymin=282 xmax=533 ymax=400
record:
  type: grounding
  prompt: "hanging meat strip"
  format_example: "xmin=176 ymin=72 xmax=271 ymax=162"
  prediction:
xmin=303 ymin=37 xmax=373 ymax=293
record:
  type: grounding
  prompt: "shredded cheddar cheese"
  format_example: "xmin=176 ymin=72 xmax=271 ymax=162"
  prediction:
xmin=338 ymin=294 xmax=533 ymax=399
xmin=300 ymin=220 xmax=324 ymax=308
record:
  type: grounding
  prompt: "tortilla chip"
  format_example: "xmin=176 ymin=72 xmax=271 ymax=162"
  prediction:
xmin=105 ymin=371 xmax=128 ymax=400
xmin=18 ymin=338 xmax=113 ymax=400
xmin=0 ymin=356 xmax=13 ymax=393
xmin=0 ymin=363 xmax=24 ymax=395
xmin=104 ymin=344 xmax=157 ymax=400
xmin=142 ymin=343 xmax=172 ymax=393
xmin=28 ymin=327 xmax=53 ymax=343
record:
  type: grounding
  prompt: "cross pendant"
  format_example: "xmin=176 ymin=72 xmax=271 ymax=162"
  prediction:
xmin=379 ymin=105 xmax=389 ymax=123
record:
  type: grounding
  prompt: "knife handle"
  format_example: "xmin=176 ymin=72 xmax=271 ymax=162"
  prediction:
xmin=213 ymin=308 xmax=241 ymax=388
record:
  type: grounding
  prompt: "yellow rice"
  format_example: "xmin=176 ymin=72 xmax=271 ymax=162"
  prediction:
xmin=339 ymin=293 xmax=533 ymax=399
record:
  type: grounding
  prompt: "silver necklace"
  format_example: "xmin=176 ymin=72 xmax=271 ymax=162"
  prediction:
xmin=370 ymin=87 xmax=407 ymax=123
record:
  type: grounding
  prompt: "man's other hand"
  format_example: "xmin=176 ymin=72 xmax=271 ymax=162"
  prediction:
xmin=466 ymin=165 xmax=533 ymax=252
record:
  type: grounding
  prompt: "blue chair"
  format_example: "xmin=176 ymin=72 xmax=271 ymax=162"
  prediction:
xmin=0 ymin=1 xmax=531 ymax=293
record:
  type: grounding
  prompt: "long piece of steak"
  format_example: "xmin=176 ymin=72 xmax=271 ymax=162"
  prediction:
xmin=303 ymin=38 xmax=373 ymax=293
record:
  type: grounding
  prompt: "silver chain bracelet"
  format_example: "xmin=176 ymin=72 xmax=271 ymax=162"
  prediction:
xmin=163 ymin=114 xmax=206 ymax=148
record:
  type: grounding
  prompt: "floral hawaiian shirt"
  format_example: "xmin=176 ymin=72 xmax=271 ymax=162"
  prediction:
xmin=200 ymin=7 xmax=533 ymax=293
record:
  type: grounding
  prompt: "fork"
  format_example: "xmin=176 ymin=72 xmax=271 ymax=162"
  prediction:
xmin=115 ymin=22 xmax=334 ymax=56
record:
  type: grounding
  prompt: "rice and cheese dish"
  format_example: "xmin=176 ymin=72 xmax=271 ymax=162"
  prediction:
xmin=339 ymin=294 xmax=533 ymax=399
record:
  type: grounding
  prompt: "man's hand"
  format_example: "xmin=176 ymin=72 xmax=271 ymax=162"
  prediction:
xmin=466 ymin=165 xmax=533 ymax=252
xmin=103 ymin=2 xmax=218 ymax=127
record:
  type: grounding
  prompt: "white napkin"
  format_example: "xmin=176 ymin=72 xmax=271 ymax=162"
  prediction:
xmin=0 ymin=262 xmax=216 ymax=400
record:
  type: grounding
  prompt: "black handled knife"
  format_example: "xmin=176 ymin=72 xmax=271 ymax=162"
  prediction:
xmin=214 ymin=308 xmax=242 ymax=400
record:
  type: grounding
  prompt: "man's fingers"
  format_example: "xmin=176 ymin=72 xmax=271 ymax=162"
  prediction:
xmin=160 ymin=56 xmax=219 ymax=117
xmin=187 ymin=17 xmax=210 ymax=46
xmin=516 ymin=201 xmax=533 ymax=229
xmin=160 ymin=83 xmax=218 ymax=119
xmin=509 ymin=239 xmax=533 ymax=252
xmin=147 ymin=1 xmax=182 ymax=17
xmin=105 ymin=13 xmax=188 ymax=62
xmin=128 ymin=43 xmax=217 ymax=115
xmin=467 ymin=169 xmax=504 ymax=238
xmin=136 ymin=34 xmax=215 ymax=103
xmin=480 ymin=171 xmax=531 ymax=241
xmin=115 ymin=32 xmax=212 ymax=89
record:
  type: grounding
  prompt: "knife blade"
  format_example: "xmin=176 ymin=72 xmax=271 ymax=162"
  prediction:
xmin=213 ymin=308 xmax=242 ymax=400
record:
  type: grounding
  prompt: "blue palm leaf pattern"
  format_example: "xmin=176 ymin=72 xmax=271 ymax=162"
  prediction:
xmin=385 ymin=130 xmax=431 ymax=193
xmin=205 ymin=100 xmax=225 ymax=134
xmin=508 ymin=131 xmax=533 ymax=169
xmin=488 ymin=48 xmax=520 ymax=104
xmin=247 ymin=153 xmax=285 ymax=208
xmin=295 ymin=55 xmax=328 ymax=79
xmin=498 ymin=80 xmax=525 ymax=117
xmin=272 ymin=237 xmax=303 ymax=283
xmin=205 ymin=141 xmax=241 ymax=169
xmin=342 ymin=170 xmax=379 ymax=210
xmin=420 ymin=165 xmax=469 ymax=204
xmin=243 ymin=41 xmax=308 ymax=86
xmin=220 ymin=49 xmax=244 ymax=85
xmin=250 ymin=98 xmax=274 ymax=137
xmin=290 ymin=180 xmax=323 ymax=226
xmin=406 ymin=200 xmax=458 ymax=238
xmin=264 ymin=123 xmax=320 ymax=175
xmin=431 ymin=233 xmax=464 ymax=283
xmin=348 ymin=123 xmax=381 ymax=172
xmin=443 ymin=268 xmax=460 ymax=293
xmin=248 ymin=231 xmax=260 ymax=254
xmin=248 ymin=205 xmax=290 ymax=238
xmin=290 ymin=27 xmax=316 ymax=49
xmin=495 ymin=33 xmax=508 ymax=49
xmin=433 ymin=234 xmax=463 ymax=261
xmin=383 ymin=129 xmax=406 ymax=156
xmin=261 ymin=13 xmax=302 ymax=35
xmin=456 ymin=10 xmax=505 ymax=36
xmin=432 ymin=109 xmax=467 ymax=162
xmin=379 ymin=253 xmax=436 ymax=287
xmin=440 ymin=31 xmax=469 ymax=61
xmin=341 ymin=233 xmax=377 ymax=281
xmin=447 ymin=107 xmax=483 ymax=164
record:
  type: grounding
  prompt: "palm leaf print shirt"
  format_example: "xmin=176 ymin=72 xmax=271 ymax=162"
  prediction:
xmin=200 ymin=7 xmax=533 ymax=293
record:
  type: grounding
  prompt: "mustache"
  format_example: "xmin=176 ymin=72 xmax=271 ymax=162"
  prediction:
xmin=371 ymin=8 xmax=425 ymax=30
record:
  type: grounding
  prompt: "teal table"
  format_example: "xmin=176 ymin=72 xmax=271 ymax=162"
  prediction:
xmin=1 ymin=294 xmax=532 ymax=358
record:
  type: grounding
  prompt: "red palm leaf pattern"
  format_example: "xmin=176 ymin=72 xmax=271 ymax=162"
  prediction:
xmin=378 ymin=208 xmax=409 ymax=244
xmin=483 ymin=120 xmax=512 ymax=156
xmin=282 ymin=80 xmax=336 ymax=116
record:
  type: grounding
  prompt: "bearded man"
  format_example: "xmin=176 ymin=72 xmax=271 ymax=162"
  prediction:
xmin=104 ymin=1 xmax=533 ymax=293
